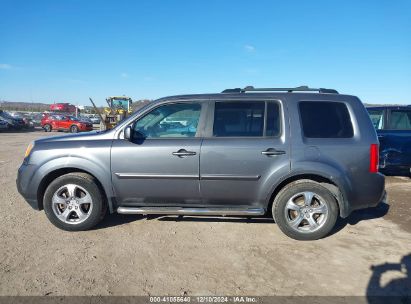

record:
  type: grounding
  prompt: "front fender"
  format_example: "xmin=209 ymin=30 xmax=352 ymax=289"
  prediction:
xmin=33 ymin=156 xmax=114 ymax=212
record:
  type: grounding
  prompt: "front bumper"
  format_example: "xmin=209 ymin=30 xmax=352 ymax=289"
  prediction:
xmin=17 ymin=163 xmax=41 ymax=210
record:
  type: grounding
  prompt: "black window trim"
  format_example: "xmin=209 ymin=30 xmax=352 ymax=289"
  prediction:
xmin=298 ymin=100 xmax=354 ymax=139
xmin=207 ymin=99 xmax=283 ymax=139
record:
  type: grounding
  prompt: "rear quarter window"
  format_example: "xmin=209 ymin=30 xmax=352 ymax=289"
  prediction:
xmin=299 ymin=101 xmax=353 ymax=138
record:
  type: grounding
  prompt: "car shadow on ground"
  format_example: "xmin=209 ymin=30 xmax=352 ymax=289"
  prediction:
xmin=329 ymin=202 xmax=390 ymax=236
xmin=93 ymin=202 xmax=390 ymax=233
xmin=158 ymin=215 xmax=274 ymax=224
xmin=94 ymin=213 xmax=274 ymax=230
xmin=366 ymin=252 xmax=411 ymax=303
xmin=0 ymin=128 xmax=40 ymax=133
xmin=93 ymin=214 xmax=145 ymax=230
xmin=157 ymin=202 xmax=390 ymax=231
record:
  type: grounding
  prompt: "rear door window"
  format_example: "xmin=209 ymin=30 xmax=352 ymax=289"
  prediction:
xmin=299 ymin=101 xmax=353 ymax=138
xmin=212 ymin=101 xmax=281 ymax=137
xmin=213 ymin=102 xmax=265 ymax=137
xmin=388 ymin=110 xmax=411 ymax=130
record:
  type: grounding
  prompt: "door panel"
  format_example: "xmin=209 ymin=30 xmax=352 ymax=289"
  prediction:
xmin=200 ymin=138 xmax=289 ymax=207
xmin=199 ymin=100 xmax=290 ymax=208
xmin=110 ymin=101 xmax=205 ymax=207
xmin=111 ymin=138 xmax=201 ymax=206
xmin=50 ymin=116 xmax=60 ymax=130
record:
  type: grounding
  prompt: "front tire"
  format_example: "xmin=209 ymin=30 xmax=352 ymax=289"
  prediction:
xmin=272 ymin=180 xmax=338 ymax=240
xmin=44 ymin=124 xmax=52 ymax=132
xmin=43 ymin=173 xmax=107 ymax=231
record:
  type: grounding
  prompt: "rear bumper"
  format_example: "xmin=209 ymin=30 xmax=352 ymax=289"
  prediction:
xmin=380 ymin=165 xmax=411 ymax=176
xmin=342 ymin=172 xmax=386 ymax=217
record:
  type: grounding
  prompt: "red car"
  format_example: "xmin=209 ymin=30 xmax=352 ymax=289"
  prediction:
xmin=41 ymin=115 xmax=93 ymax=133
xmin=49 ymin=103 xmax=77 ymax=113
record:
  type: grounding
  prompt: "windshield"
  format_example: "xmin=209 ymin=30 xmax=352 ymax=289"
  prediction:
xmin=111 ymin=99 xmax=129 ymax=110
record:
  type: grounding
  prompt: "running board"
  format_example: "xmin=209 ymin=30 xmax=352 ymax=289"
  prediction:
xmin=116 ymin=207 xmax=265 ymax=216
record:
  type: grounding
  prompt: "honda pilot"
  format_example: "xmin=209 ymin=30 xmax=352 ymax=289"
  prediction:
xmin=17 ymin=86 xmax=385 ymax=240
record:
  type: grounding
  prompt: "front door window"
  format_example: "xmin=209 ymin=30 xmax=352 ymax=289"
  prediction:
xmin=134 ymin=103 xmax=201 ymax=138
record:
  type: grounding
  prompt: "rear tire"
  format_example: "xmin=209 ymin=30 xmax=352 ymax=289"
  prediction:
xmin=70 ymin=125 xmax=78 ymax=133
xmin=272 ymin=180 xmax=338 ymax=240
xmin=43 ymin=172 xmax=107 ymax=231
xmin=44 ymin=124 xmax=52 ymax=132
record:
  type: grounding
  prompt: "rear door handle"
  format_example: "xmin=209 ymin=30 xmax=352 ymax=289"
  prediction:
xmin=172 ymin=149 xmax=197 ymax=157
xmin=261 ymin=148 xmax=286 ymax=156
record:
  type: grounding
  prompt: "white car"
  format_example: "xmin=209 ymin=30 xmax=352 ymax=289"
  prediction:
xmin=89 ymin=115 xmax=100 ymax=124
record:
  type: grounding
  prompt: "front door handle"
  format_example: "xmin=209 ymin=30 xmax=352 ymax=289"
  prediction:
xmin=261 ymin=148 xmax=286 ymax=156
xmin=172 ymin=149 xmax=197 ymax=157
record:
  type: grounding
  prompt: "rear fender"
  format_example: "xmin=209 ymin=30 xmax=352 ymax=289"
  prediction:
xmin=266 ymin=161 xmax=353 ymax=218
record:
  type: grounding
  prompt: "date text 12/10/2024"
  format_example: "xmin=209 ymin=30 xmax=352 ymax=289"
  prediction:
xmin=149 ymin=296 xmax=258 ymax=303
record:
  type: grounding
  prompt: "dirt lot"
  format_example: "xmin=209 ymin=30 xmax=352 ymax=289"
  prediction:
xmin=0 ymin=129 xmax=410 ymax=297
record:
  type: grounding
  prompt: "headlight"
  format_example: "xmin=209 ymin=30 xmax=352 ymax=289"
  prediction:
xmin=24 ymin=142 xmax=34 ymax=158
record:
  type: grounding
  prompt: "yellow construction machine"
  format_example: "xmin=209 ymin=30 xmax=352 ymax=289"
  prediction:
xmin=89 ymin=96 xmax=133 ymax=130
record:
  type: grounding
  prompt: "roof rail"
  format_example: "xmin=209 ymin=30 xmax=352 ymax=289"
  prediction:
xmin=221 ymin=86 xmax=339 ymax=94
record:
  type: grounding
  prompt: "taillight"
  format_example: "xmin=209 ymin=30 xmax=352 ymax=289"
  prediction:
xmin=370 ymin=144 xmax=379 ymax=173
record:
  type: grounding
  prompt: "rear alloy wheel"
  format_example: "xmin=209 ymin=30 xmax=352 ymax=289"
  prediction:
xmin=70 ymin=125 xmax=78 ymax=133
xmin=272 ymin=180 xmax=338 ymax=240
xmin=44 ymin=124 xmax=52 ymax=132
xmin=43 ymin=173 xmax=106 ymax=231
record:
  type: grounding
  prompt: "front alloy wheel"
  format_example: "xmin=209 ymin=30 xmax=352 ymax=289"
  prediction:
xmin=51 ymin=184 xmax=93 ymax=225
xmin=43 ymin=172 xmax=106 ymax=231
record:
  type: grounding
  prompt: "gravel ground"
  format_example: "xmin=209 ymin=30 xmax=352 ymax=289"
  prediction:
xmin=0 ymin=129 xmax=410 ymax=296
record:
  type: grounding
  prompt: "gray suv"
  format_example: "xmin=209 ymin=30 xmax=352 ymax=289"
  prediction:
xmin=17 ymin=86 xmax=385 ymax=240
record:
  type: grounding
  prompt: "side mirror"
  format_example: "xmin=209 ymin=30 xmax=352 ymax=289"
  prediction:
xmin=124 ymin=126 xmax=132 ymax=140
xmin=124 ymin=126 xmax=145 ymax=142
